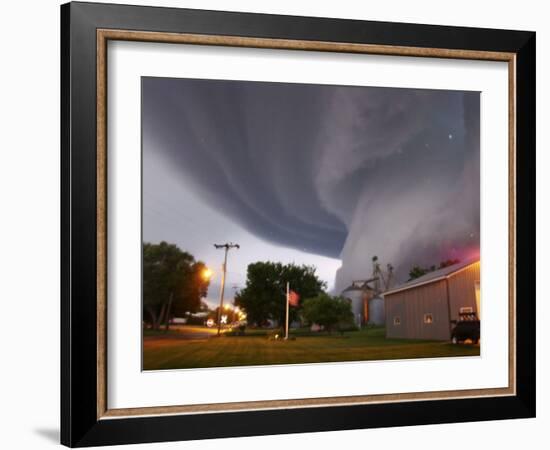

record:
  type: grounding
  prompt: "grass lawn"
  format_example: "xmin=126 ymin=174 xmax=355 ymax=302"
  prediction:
xmin=143 ymin=326 xmax=480 ymax=370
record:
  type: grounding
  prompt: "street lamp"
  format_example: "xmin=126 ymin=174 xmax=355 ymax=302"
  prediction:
xmin=202 ymin=267 xmax=213 ymax=280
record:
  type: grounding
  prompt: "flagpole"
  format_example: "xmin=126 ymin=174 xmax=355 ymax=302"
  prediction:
xmin=285 ymin=281 xmax=290 ymax=340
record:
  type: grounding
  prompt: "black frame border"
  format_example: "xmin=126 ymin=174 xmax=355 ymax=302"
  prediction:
xmin=61 ymin=2 xmax=536 ymax=447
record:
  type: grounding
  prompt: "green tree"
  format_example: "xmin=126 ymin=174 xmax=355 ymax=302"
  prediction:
xmin=301 ymin=294 xmax=354 ymax=333
xmin=235 ymin=262 xmax=326 ymax=326
xmin=408 ymin=259 xmax=461 ymax=281
xmin=439 ymin=259 xmax=460 ymax=269
xmin=171 ymin=260 xmax=209 ymax=318
xmin=143 ymin=241 xmax=209 ymax=331
xmin=408 ymin=265 xmax=429 ymax=280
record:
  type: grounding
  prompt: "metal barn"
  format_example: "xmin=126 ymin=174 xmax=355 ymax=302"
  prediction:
xmin=384 ymin=259 xmax=480 ymax=340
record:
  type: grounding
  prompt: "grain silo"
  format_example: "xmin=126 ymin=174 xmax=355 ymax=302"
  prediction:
xmin=367 ymin=296 xmax=385 ymax=325
xmin=341 ymin=281 xmax=375 ymax=327
xmin=340 ymin=257 xmax=394 ymax=327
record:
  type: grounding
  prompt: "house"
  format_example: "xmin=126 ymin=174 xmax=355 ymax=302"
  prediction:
xmin=384 ymin=258 xmax=480 ymax=340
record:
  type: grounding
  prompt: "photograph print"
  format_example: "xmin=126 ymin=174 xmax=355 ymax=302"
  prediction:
xmin=141 ymin=77 xmax=481 ymax=371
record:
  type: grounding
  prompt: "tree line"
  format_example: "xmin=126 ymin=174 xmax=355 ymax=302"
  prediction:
xmin=408 ymin=259 xmax=461 ymax=281
xmin=142 ymin=242 xmax=355 ymax=333
xmin=235 ymin=261 xmax=354 ymax=332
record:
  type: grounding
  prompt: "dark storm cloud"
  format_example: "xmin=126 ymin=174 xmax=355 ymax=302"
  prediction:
xmin=143 ymin=78 xmax=348 ymax=256
xmin=142 ymin=77 xmax=480 ymax=287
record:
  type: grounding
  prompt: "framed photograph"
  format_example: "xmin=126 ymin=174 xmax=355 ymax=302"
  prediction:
xmin=61 ymin=1 xmax=536 ymax=447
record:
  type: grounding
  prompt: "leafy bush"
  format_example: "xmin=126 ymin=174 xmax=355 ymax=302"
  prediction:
xmin=301 ymin=294 xmax=355 ymax=334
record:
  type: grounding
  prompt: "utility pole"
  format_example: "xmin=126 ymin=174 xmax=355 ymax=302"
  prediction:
xmin=285 ymin=282 xmax=290 ymax=340
xmin=214 ymin=242 xmax=240 ymax=336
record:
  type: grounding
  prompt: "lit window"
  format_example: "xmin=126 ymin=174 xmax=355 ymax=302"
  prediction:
xmin=424 ymin=313 xmax=433 ymax=324
xmin=393 ymin=316 xmax=401 ymax=325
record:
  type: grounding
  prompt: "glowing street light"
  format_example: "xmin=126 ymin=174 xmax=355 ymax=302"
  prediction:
xmin=202 ymin=267 xmax=213 ymax=280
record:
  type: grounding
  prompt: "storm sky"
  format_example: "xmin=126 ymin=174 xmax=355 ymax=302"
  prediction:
xmin=142 ymin=77 xmax=480 ymax=304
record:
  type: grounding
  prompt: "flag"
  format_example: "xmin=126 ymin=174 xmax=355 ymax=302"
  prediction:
xmin=288 ymin=290 xmax=300 ymax=306
xmin=285 ymin=283 xmax=299 ymax=340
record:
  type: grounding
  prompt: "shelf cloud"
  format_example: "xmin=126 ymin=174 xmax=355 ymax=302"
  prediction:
xmin=142 ymin=77 xmax=479 ymax=290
